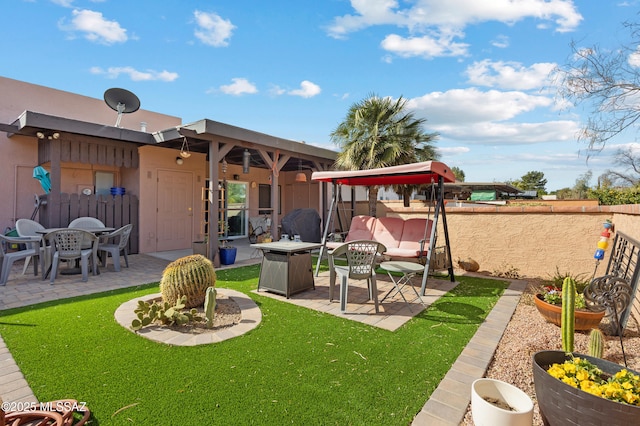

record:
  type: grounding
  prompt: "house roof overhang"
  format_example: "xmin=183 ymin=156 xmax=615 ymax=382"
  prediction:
xmin=153 ymin=118 xmax=337 ymax=171
xmin=2 ymin=113 xmax=338 ymax=171
xmin=6 ymin=110 xmax=154 ymax=144
xmin=311 ymin=161 xmax=456 ymax=186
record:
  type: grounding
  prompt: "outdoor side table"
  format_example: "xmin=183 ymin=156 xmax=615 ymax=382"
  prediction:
xmin=251 ymin=241 xmax=322 ymax=298
xmin=380 ymin=261 xmax=426 ymax=311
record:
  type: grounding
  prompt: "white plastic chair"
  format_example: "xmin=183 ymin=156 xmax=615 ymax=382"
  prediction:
xmin=69 ymin=217 xmax=105 ymax=249
xmin=46 ymin=229 xmax=98 ymax=283
xmin=0 ymin=234 xmax=42 ymax=285
xmin=328 ymin=240 xmax=386 ymax=313
xmin=15 ymin=218 xmax=45 ymax=274
xmin=97 ymin=224 xmax=133 ymax=271
xmin=68 ymin=217 xmax=105 ymax=229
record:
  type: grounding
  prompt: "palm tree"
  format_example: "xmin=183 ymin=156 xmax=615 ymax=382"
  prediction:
xmin=331 ymin=94 xmax=439 ymax=214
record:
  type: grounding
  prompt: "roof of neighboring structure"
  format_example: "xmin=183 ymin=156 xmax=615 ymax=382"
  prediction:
xmin=443 ymin=182 xmax=522 ymax=195
xmin=311 ymin=161 xmax=456 ymax=186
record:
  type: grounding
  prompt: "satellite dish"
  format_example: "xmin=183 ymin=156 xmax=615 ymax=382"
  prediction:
xmin=104 ymin=88 xmax=141 ymax=127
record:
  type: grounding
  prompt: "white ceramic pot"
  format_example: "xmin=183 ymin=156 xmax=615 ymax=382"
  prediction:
xmin=471 ymin=378 xmax=533 ymax=426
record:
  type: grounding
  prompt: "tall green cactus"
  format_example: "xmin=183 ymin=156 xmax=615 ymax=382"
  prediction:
xmin=561 ymin=277 xmax=576 ymax=353
xmin=160 ymin=255 xmax=216 ymax=308
xmin=204 ymin=287 xmax=217 ymax=328
xmin=589 ymin=328 xmax=604 ymax=359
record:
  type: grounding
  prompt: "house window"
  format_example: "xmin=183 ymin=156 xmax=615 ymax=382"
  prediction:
xmin=95 ymin=171 xmax=115 ymax=196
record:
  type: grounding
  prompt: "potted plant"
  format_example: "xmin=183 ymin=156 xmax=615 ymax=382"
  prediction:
xmin=533 ymin=351 xmax=640 ymax=425
xmin=533 ymin=270 xmax=604 ymax=330
xmin=218 ymin=240 xmax=237 ymax=265
xmin=533 ymin=277 xmax=640 ymax=425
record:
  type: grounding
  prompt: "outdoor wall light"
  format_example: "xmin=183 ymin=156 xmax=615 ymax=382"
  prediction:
xmin=243 ymin=149 xmax=250 ymax=174
xmin=221 ymin=158 xmax=228 ymax=175
xmin=36 ymin=131 xmax=60 ymax=140
xmin=176 ymin=157 xmax=184 ymax=165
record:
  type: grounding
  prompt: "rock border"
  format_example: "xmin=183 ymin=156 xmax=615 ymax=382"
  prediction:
xmin=114 ymin=288 xmax=261 ymax=346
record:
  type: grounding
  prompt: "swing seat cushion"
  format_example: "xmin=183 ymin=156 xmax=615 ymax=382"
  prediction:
xmin=331 ymin=215 xmax=432 ymax=259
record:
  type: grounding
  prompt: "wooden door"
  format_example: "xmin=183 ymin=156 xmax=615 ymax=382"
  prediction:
xmin=156 ymin=170 xmax=193 ymax=251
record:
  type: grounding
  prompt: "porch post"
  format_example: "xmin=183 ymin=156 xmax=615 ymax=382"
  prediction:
xmin=209 ymin=141 xmax=220 ymax=267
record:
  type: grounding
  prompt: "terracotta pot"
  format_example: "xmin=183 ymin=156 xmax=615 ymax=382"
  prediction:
xmin=533 ymin=294 xmax=604 ymax=331
xmin=533 ymin=350 xmax=640 ymax=426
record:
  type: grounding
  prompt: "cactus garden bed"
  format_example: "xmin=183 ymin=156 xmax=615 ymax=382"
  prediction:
xmin=112 ymin=288 xmax=261 ymax=346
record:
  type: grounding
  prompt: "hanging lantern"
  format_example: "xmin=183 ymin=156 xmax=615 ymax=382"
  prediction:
xmin=242 ymin=149 xmax=251 ymax=174
xmin=179 ymin=137 xmax=191 ymax=158
xmin=295 ymin=158 xmax=307 ymax=182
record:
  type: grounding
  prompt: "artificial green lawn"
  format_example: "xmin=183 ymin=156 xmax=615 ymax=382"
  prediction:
xmin=0 ymin=265 xmax=507 ymax=425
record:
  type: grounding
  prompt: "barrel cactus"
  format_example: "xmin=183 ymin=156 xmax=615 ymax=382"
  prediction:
xmin=160 ymin=255 xmax=216 ymax=308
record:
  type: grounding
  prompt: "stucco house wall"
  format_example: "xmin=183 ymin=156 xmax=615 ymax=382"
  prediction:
xmin=0 ymin=76 xmax=181 ymax=232
xmin=1 ymin=76 xmax=333 ymax=255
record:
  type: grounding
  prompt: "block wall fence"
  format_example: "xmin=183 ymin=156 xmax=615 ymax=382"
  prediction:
xmin=355 ymin=201 xmax=640 ymax=280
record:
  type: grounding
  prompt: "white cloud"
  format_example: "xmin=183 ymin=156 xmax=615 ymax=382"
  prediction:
xmin=435 ymin=120 xmax=579 ymax=144
xmin=327 ymin=0 xmax=582 ymax=38
xmin=437 ymin=146 xmax=470 ymax=155
xmin=194 ymin=11 xmax=235 ymax=47
xmin=219 ymin=78 xmax=258 ymax=95
xmin=52 ymin=0 xmax=74 ymax=7
xmin=406 ymin=87 xmax=580 ymax=144
xmin=465 ymin=60 xmax=556 ymax=90
xmin=381 ymin=29 xmax=469 ymax=58
xmin=90 ymin=66 xmax=178 ymax=82
xmin=63 ymin=9 xmax=127 ymax=45
xmin=288 ymin=81 xmax=321 ymax=98
xmin=268 ymin=85 xmax=287 ymax=96
xmin=491 ymin=34 xmax=509 ymax=48
xmin=408 ymin=88 xmax=552 ymax=124
xmin=327 ymin=1 xmax=581 ymax=62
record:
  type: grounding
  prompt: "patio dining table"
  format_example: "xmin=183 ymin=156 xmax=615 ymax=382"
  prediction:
xmin=36 ymin=227 xmax=115 ymax=278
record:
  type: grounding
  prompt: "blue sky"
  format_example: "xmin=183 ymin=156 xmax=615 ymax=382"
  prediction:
xmin=3 ymin=0 xmax=640 ymax=191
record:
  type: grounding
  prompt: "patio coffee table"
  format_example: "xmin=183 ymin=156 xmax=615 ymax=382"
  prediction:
xmin=251 ymin=241 xmax=322 ymax=298
xmin=380 ymin=261 xmax=426 ymax=311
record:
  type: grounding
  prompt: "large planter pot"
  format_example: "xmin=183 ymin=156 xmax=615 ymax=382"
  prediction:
xmin=533 ymin=350 xmax=640 ymax=426
xmin=219 ymin=247 xmax=237 ymax=265
xmin=471 ymin=378 xmax=533 ymax=426
xmin=533 ymin=294 xmax=604 ymax=331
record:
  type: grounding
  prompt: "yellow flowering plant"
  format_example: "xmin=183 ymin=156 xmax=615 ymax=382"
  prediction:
xmin=547 ymin=355 xmax=640 ymax=406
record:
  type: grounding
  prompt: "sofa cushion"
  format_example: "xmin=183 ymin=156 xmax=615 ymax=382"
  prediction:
xmin=371 ymin=217 xmax=404 ymax=249
xmin=344 ymin=215 xmax=376 ymax=242
xmin=397 ymin=218 xmax=432 ymax=256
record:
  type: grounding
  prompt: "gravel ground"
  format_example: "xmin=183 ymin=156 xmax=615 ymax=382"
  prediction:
xmin=460 ymin=279 xmax=640 ymax=425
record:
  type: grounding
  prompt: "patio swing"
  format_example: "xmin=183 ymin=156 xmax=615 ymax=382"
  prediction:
xmin=311 ymin=161 xmax=457 ymax=296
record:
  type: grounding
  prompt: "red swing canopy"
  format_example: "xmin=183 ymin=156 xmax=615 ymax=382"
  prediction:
xmin=311 ymin=161 xmax=456 ymax=186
